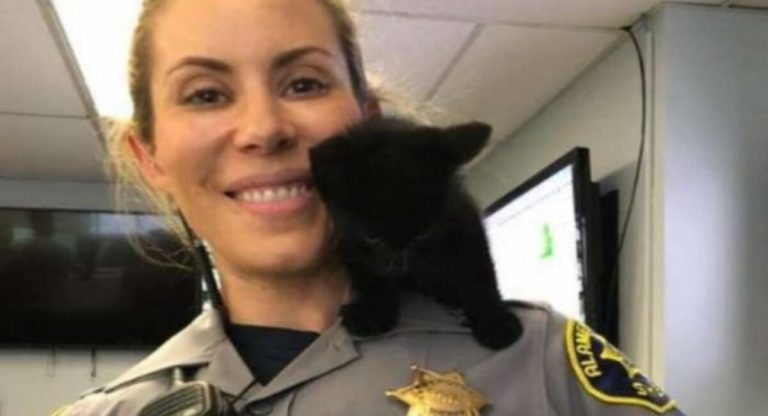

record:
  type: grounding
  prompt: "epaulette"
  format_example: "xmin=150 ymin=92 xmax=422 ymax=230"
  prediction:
xmin=78 ymin=385 xmax=107 ymax=399
xmin=47 ymin=386 xmax=108 ymax=415
xmin=49 ymin=404 xmax=72 ymax=416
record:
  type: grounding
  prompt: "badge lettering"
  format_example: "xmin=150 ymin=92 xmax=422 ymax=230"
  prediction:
xmin=565 ymin=320 xmax=678 ymax=414
xmin=574 ymin=322 xmax=602 ymax=377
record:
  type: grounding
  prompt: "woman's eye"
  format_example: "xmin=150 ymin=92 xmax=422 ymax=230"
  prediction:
xmin=285 ymin=77 xmax=328 ymax=97
xmin=181 ymin=88 xmax=228 ymax=106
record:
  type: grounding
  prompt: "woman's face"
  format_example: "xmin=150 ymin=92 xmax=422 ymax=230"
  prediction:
xmin=141 ymin=0 xmax=366 ymax=279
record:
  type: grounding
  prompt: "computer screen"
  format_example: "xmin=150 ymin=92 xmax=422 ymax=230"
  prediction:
xmin=484 ymin=164 xmax=583 ymax=320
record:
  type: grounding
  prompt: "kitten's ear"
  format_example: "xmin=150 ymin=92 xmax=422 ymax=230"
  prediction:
xmin=441 ymin=122 xmax=492 ymax=166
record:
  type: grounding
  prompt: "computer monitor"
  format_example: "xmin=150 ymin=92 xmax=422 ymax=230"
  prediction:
xmin=483 ymin=148 xmax=604 ymax=326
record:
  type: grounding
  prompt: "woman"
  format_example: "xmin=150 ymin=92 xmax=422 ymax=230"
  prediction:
xmin=57 ymin=0 xmax=683 ymax=414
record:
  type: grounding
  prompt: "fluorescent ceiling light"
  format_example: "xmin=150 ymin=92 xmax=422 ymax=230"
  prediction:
xmin=52 ymin=0 xmax=142 ymax=119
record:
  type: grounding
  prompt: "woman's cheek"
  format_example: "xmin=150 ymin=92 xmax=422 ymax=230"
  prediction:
xmin=290 ymin=97 xmax=363 ymax=140
xmin=161 ymin=117 xmax=228 ymax=167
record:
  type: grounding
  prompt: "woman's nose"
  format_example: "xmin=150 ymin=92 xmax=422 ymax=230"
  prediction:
xmin=233 ymin=94 xmax=297 ymax=154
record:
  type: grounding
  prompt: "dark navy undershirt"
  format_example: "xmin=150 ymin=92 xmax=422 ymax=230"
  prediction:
xmin=227 ymin=324 xmax=319 ymax=385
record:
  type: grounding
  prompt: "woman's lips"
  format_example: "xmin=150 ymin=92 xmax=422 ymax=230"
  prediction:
xmin=226 ymin=180 xmax=316 ymax=216
xmin=223 ymin=169 xmax=317 ymax=216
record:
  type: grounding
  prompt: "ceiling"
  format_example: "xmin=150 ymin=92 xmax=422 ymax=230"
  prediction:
xmin=1 ymin=0 xmax=766 ymax=183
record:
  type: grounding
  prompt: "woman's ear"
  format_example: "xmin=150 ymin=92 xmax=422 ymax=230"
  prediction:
xmin=127 ymin=131 xmax=171 ymax=193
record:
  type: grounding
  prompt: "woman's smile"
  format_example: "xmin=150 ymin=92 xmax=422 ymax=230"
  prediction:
xmin=224 ymin=168 xmax=317 ymax=217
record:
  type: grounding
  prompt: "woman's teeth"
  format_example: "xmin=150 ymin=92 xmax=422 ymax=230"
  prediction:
xmin=235 ymin=183 xmax=310 ymax=203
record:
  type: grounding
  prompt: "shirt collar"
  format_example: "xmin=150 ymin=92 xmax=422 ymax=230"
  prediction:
xmin=102 ymin=294 xmax=469 ymax=396
xmin=103 ymin=309 xmax=226 ymax=393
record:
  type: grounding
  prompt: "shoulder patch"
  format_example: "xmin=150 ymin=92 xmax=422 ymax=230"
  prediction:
xmin=564 ymin=319 xmax=676 ymax=414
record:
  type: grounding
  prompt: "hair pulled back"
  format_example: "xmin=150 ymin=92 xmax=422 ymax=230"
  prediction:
xmin=108 ymin=0 xmax=369 ymax=248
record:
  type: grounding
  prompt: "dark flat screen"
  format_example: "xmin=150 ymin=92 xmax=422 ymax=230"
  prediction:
xmin=0 ymin=208 xmax=202 ymax=348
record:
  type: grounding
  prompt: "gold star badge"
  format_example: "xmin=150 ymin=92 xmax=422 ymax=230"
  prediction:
xmin=386 ymin=366 xmax=488 ymax=416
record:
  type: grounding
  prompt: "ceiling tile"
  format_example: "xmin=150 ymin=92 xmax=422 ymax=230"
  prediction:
xmin=0 ymin=0 xmax=86 ymax=116
xmin=430 ymin=25 xmax=621 ymax=140
xmin=360 ymin=0 xmax=723 ymax=28
xmin=0 ymin=115 xmax=106 ymax=182
xmin=359 ymin=13 xmax=476 ymax=101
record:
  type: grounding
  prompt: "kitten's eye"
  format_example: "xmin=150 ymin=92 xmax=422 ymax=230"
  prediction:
xmin=284 ymin=77 xmax=329 ymax=98
xmin=181 ymin=88 xmax=229 ymax=106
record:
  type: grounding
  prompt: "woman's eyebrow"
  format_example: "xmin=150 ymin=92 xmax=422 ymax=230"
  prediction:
xmin=163 ymin=47 xmax=332 ymax=79
xmin=165 ymin=57 xmax=232 ymax=78
xmin=272 ymin=46 xmax=332 ymax=70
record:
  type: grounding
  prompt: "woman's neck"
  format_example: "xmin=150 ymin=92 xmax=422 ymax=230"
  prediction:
xmin=216 ymin=262 xmax=349 ymax=333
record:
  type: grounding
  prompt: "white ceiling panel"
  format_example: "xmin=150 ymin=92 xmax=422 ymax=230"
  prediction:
xmin=0 ymin=115 xmax=105 ymax=182
xmin=431 ymin=25 xmax=621 ymax=140
xmin=0 ymin=0 xmax=86 ymax=117
xmin=360 ymin=0 xmax=722 ymax=28
xmin=359 ymin=13 xmax=476 ymax=101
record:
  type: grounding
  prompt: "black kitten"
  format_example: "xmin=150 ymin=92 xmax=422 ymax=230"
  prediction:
xmin=309 ymin=116 xmax=522 ymax=350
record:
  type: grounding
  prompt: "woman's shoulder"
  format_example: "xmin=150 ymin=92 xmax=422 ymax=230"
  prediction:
xmin=53 ymin=377 xmax=168 ymax=416
xmin=394 ymin=297 xmax=684 ymax=415
xmin=53 ymin=310 xmax=226 ymax=416
xmin=507 ymin=302 xmax=685 ymax=415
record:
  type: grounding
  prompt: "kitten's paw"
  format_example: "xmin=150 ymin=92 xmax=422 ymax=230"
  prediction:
xmin=471 ymin=313 xmax=523 ymax=350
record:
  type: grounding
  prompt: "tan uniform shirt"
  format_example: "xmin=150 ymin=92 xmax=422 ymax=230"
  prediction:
xmin=57 ymin=295 xmax=684 ymax=415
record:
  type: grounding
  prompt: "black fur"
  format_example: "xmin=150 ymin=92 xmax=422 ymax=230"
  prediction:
xmin=309 ymin=116 xmax=522 ymax=349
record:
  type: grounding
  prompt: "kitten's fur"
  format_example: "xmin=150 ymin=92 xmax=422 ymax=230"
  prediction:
xmin=309 ymin=116 xmax=522 ymax=350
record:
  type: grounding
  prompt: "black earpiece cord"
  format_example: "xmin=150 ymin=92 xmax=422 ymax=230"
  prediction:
xmin=178 ymin=213 xmax=260 ymax=412
xmin=178 ymin=214 xmax=229 ymax=322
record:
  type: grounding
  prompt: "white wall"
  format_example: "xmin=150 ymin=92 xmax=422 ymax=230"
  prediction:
xmin=0 ymin=178 xmax=148 ymax=415
xmin=468 ymin=4 xmax=768 ymax=415
xmin=0 ymin=349 xmax=147 ymax=415
xmin=465 ymin=33 xmax=658 ymax=374
xmin=655 ymin=5 xmax=768 ymax=415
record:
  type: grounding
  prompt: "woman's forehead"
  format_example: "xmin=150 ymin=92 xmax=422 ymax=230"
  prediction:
xmin=151 ymin=0 xmax=343 ymax=70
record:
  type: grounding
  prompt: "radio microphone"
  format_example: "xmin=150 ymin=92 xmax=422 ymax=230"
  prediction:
xmin=137 ymin=368 xmax=234 ymax=416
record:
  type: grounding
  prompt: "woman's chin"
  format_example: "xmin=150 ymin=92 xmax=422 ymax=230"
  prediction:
xmin=221 ymin=242 xmax=335 ymax=281
xmin=207 ymin=204 xmax=337 ymax=280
